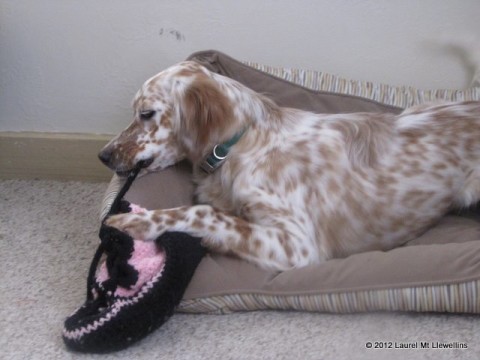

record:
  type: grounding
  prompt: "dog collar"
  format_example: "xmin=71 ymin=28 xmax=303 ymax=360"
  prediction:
xmin=200 ymin=129 xmax=246 ymax=174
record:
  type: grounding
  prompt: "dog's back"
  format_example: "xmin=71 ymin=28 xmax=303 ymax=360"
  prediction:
xmin=198 ymin=100 xmax=480 ymax=262
xmin=313 ymin=101 xmax=480 ymax=259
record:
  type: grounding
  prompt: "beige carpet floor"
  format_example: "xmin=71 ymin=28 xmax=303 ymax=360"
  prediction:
xmin=0 ymin=179 xmax=479 ymax=360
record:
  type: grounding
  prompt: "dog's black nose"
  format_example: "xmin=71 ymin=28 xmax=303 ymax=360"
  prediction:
xmin=98 ymin=149 xmax=112 ymax=166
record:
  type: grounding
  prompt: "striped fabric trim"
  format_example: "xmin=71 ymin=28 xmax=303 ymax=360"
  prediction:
xmin=100 ymin=174 xmax=125 ymax=220
xmin=178 ymin=280 xmax=480 ymax=314
xmin=243 ymin=61 xmax=480 ymax=108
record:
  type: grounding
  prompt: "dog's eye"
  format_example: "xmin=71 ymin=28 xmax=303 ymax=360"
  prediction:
xmin=140 ymin=110 xmax=156 ymax=120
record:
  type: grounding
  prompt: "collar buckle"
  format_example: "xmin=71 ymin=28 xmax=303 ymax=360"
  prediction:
xmin=200 ymin=129 xmax=246 ymax=174
xmin=200 ymin=145 xmax=226 ymax=174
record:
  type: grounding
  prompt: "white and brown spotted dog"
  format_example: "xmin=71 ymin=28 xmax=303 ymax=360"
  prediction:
xmin=99 ymin=60 xmax=480 ymax=270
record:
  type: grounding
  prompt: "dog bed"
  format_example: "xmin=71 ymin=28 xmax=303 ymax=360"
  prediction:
xmin=101 ymin=50 xmax=480 ymax=314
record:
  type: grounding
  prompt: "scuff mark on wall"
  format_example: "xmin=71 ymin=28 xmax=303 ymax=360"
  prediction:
xmin=159 ymin=28 xmax=186 ymax=41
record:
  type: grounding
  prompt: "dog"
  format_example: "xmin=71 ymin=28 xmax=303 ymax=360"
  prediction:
xmin=99 ymin=60 xmax=480 ymax=271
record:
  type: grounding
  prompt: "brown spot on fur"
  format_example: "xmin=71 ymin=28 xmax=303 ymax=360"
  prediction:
xmin=166 ymin=218 xmax=176 ymax=226
xmin=267 ymin=150 xmax=295 ymax=182
xmin=389 ymin=217 xmax=407 ymax=232
xmin=433 ymin=162 xmax=447 ymax=171
xmin=160 ymin=110 xmax=172 ymax=128
xmin=317 ymin=145 xmax=340 ymax=163
xmin=176 ymin=65 xmax=203 ymax=78
xmin=376 ymin=174 xmax=398 ymax=188
xmin=216 ymin=213 xmax=226 ymax=222
xmin=148 ymin=124 xmax=159 ymax=136
xmin=401 ymin=190 xmax=435 ymax=208
xmin=151 ymin=213 xmax=163 ymax=223
xmin=196 ymin=209 xmax=207 ymax=218
xmin=192 ymin=219 xmax=204 ymax=229
xmin=233 ymin=219 xmax=252 ymax=239
xmin=124 ymin=218 xmax=151 ymax=234
xmin=327 ymin=179 xmax=341 ymax=194
xmin=283 ymin=241 xmax=294 ymax=260
xmin=284 ymin=177 xmax=298 ymax=193
xmin=162 ymin=209 xmax=187 ymax=222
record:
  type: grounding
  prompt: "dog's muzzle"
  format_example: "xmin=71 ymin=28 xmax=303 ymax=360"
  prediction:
xmin=98 ymin=149 xmax=153 ymax=176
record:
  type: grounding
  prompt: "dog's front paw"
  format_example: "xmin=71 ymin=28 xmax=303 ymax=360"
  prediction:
xmin=105 ymin=212 xmax=162 ymax=241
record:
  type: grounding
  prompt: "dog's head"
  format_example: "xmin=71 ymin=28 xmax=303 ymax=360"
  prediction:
xmin=98 ymin=61 xmax=242 ymax=175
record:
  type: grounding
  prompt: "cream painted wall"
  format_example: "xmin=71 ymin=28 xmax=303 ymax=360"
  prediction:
xmin=1 ymin=0 xmax=479 ymax=134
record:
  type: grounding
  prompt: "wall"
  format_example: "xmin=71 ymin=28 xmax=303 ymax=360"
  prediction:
xmin=1 ymin=0 xmax=479 ymax=135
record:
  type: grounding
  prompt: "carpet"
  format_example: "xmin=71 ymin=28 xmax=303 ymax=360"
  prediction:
xmin=0 ymin=179 xmax=478 ymax=360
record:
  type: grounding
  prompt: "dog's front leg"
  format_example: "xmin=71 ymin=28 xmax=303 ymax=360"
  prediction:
xmin=105 ymin=204 xmax=254 ymax=245
xmin=105 ymin=206 xmax=192 ymax=241
xmin=105 ymin=204 xmax=299 ymax=270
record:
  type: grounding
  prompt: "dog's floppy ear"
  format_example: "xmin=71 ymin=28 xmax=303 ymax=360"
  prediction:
xmin=179 ymin=76 xmax=234 ymax=155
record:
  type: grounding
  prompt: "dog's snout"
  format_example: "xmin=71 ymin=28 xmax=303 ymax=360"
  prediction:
xmin=98 ymin=148 xmax=112 ymax=166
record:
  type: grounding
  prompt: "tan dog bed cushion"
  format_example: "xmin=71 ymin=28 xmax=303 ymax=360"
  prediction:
xmin=102 ymin=50 xmax=480 ymax=314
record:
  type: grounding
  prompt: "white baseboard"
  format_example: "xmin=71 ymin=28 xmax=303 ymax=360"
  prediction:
xmin=0 ymin=132 xmax=115 ymax=182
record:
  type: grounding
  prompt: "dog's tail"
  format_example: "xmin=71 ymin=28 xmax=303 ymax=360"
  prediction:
xmin=438 ymin=36 xmax=480 ymax=87
xmin=471 ymin=49 xmax=480 ymax=86
xmin=457 ymin=40 xmax=480 ymax=87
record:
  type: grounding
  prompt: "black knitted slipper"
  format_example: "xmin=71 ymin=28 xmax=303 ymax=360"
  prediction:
xmin=62 ymin=165 xmax=206 ymax=353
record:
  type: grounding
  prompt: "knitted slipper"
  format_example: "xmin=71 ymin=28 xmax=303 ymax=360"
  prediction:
xmin=62 ymin=165 xmax=206 ymax=353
